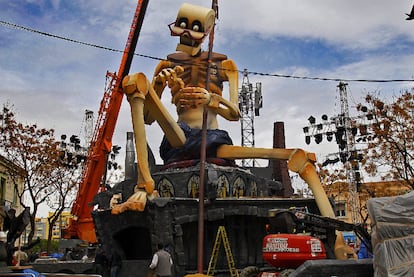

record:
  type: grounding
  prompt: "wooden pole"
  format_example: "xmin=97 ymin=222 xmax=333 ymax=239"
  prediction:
xmin=197 ymin=0 xmax=218 ymax=273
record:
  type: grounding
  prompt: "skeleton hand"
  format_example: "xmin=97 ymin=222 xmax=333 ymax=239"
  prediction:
xmin=208 ymin=93 xmax=241 ymax=121
xmin=172 ymin=87 xmax=211 ymax=112
xmin=155 ymin=66 xmax=185 ymax=92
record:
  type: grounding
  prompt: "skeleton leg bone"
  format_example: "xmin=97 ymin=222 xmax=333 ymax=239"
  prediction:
xmin=216 ymin=145 xmax=357 ymax=260
xmin=112 ymin=73 xmax=153 ymax=214
xmin=112 ymin=73 xmax=186 ymax=214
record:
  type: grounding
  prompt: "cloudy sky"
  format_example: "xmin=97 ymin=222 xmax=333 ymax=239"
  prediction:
xmin=1 ymin=0 xmax=414 ymax=180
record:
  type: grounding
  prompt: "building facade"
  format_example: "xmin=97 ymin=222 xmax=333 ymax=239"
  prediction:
xmin=34 ymin=211 xmax=73 ymax=240
xmin=47 ymin=211 xmax=72 ymax=240
xmin=0 ymin=154 xmax=26 ymax=229
xmin=324 ymin=180 xmax=412 ymax=225
xmin=34 ymin=217 xmax=47 ymax=240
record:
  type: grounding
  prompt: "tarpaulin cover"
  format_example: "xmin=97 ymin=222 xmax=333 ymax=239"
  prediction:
xmin=367 ymin=191 xmax=414 ymax=277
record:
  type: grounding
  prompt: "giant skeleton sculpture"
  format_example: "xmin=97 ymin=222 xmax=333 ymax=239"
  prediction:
xmin=111 ymin=3 xmax=355 ymax=260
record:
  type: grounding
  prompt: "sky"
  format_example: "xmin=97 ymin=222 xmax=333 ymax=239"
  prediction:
xmin=1 ymin=0 xmax=414 ymax=214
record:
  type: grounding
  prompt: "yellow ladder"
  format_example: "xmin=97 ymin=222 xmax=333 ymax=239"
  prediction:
xmin=207 ymin=226 xmax=239 ymax=277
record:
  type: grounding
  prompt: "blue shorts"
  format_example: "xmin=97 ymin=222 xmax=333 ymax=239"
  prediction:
xmin=160 ymin=122 xmax=233 ymax=164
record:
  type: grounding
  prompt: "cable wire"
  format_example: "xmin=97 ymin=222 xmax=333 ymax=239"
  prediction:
xmin=1 ymin=19 xmax=414 ymax=83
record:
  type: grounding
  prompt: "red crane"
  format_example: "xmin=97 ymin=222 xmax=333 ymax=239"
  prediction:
xmin=63 ymin=0 xmax=149 ymax=243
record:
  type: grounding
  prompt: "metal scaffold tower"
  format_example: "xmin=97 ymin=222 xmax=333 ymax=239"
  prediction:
xmin=335 ymin=82 xmax=361 ymax=224
xmin=238 ymin=69 xmax=262 ymax=167
xmin=302 ymin=81 xmax=364 ymax=224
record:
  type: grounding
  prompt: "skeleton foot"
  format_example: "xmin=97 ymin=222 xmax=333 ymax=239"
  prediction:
xmin=334 ymin=244 xmax=357 ymax=260
xmin=111 ymin=187 xmax=159 ymax=214
xmin=334 ymin=235 xmax=357 ymax=260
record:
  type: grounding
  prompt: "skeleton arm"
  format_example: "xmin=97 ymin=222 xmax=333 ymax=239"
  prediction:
xmin=152 ymin=60 xmax=174 ymax=97
xmin=222 ymin=59 xmax=239 ymax=105
xmin=143 ymin=60 xmax=184 ymax=124
xmin=208 ymin=59 xmax=240 ymax=121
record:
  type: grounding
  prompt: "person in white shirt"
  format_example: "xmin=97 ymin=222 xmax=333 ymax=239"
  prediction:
xmin=149 ymin=244 xmax=173 ymax=277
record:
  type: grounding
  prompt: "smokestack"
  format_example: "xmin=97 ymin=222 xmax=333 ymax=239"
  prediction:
xmin=125 ymin=132 xmax=136 ymax=180
xmin=273 ymin=122 xmax=294 ymax=197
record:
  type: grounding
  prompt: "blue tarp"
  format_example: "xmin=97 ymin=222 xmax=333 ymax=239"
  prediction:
xmin=22 ymin=269 xmax=46 ymax=277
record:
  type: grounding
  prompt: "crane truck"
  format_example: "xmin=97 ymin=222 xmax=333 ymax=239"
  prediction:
xmin=62 ymin=0 xmax=149 ymax=243
xmin=30 ymin=1 xmax=150 ymax=274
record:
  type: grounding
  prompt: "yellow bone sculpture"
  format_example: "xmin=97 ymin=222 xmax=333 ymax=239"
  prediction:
xmin=111 ymin=2 xmax=355 ymax=260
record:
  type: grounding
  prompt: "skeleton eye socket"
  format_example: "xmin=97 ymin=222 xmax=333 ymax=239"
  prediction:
xmin=177 ymin=18 xmax=188 ymax=29
xmin=192 ymin=21 xmax=202 ymax=32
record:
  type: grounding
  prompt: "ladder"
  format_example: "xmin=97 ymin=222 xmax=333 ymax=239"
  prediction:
xmin=207 ymin=226 xmax=239 ymax=277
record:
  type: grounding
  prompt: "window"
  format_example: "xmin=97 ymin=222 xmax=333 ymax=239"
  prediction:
xmin=13 ymin=185 xmax=18 ymax=205
xmin=335 ymin=201 xmax=347 ymax=217
xmin=0 ymin=177 xmax=5 ymax=205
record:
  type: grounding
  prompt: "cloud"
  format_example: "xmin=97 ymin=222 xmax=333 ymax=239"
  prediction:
xmin=1 ymin=0 xmax=414 ymax=169
xmin=219 ymin=0 xmax=414 ymax=49
xmin=2 ymin=0 xmax=414 ymax=219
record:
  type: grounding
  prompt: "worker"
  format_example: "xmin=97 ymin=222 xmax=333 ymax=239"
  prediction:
xmin=110 ymin=250 xmax=122 ymax=277
xmin=149 ymin=244 xmax=173 ymax=277
xmin=94 ymin=247 xmax=109 ymax=275
xmin=65 ymin=248 xmax=73 ymax=261
xmin=357 ymin=240 xmax=373 ymax=259
xmin=12 ymin=249 xmax=28 ymax=265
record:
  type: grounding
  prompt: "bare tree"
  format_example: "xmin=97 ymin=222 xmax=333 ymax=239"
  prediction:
xmin=45 ymin=135 xmax=84 ymax=254
xmin=356 ymin=90 xmax=414 ymax=189
xmin=45 ymin=163 xmax=78 ymax=254
xmin=316 ymin=91 xmax=413 ymax=223
xmin=0 ymin=104 xmax=80 ymax=244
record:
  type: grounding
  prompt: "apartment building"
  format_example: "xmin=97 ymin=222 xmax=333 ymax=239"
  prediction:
xmin=324 ymin=180 xmax=412 ymax=224
xmin=0 ymin=154 xmax=26 ymax=228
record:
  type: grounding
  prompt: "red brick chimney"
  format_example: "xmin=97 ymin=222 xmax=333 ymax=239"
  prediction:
xmin=272 ymin=122 xmax=294 ymax=197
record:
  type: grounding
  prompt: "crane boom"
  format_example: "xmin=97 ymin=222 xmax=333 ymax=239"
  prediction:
xmin=64 ymin=0 xmax=149 ymax=243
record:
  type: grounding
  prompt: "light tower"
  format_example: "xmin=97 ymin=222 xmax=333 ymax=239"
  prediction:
xmin=303 ymin=82 xmax=363 ymax=223
xmin=238 ymin=69 xmax=262 ymax=167
xmin=335 ymin=82 xmax=361 ymax=224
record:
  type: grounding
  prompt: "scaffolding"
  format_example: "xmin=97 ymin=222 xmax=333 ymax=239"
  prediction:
xmin=302 ymin=82 xmax=363 ymax=223
xmin=335 ymin=82 xmax=361 ymax=224
xmin=238 ymin=69 xmax=262 ymax=167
